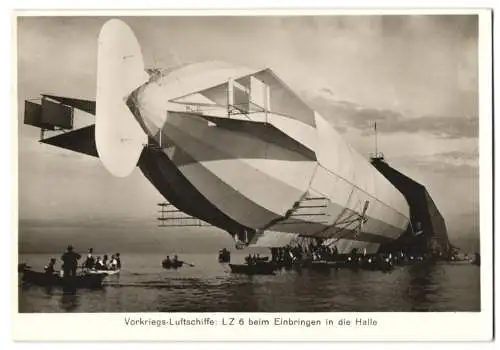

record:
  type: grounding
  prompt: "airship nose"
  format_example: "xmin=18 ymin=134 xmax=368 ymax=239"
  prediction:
xmin=126 ymin=85 xmax=150 ymax=135
xmin=126 ymin=81 xmax=167 ymax=142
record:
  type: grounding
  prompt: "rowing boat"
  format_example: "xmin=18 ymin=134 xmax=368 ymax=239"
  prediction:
xmin=21 ymin=269 xmax=108 ymax=289
xmin=162 ymin=260 xmax=183 ymax=269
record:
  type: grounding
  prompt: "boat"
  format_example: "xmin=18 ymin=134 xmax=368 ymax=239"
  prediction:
xmin=448 ymin=260 xmax=473 ymax=265
xmin=359 ymin=259 xmax=394 ymax=272
xmin=218 ymin=248 xmax=231 ymax=263
xmin=21 ymin=269 xmax=108 ymax=289
xmin=472 ymin=253 xmax=480 ymax=266
xmin=308 ymin=260 xmax=348 ymax=270
xmin=245 ymin=256 xmax=269 ymax=263
xmin=162 ymin=260 xmax=183 ymax=269
xmin=229 ymin=263 xmax=276 ymax=275
xmin=274 ymin=259 xmax=303 ymax=270
xmin=84 ymin=269 xmax=120 ymax=276
xmin=18 ymin=263 xmax=31 ymax=272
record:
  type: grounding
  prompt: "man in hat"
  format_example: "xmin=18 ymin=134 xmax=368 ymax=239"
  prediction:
xmin=61 ymin=245 xmax=81 ymax=278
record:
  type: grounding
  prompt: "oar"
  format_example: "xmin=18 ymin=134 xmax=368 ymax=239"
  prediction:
xmin=182 ymin=261 xmax=195 ymax=267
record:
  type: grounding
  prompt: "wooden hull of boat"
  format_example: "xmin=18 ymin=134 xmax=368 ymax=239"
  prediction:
xmin=303 ymin=259 xmax=393 ymax=271
xmin=85 ymin=269 xmax=120 ymax=276
xmin=162 ymin=261 xmax=183 ymax=269
xmin=245 ymin=257 xmax=269 ymax=263
xmin=21 ymin=270 xmax=107 ymax=289
xmin=448 ymin=260 xmax=473 ymax=265
xmin=359 ymin=262 xmax=393 ymax=271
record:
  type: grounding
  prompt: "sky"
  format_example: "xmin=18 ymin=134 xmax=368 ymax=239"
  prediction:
xmin=17 ymin=15 xmax=480 ymax=252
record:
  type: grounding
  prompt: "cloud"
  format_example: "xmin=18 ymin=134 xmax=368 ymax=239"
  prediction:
xmin=306 ymin=94 xmax=478 ymax=139
xmin=432 ymin=150 xmax=479 ymax=165
xmin=379 ymin=115 xmax=478 ymax=139
xmin=321 ymin=87 xmax=335 ymax=96
xmin=412 ymin=160 xmax=477 ymax=178
xmin=393 ymin=149 xmax=478 ymax=179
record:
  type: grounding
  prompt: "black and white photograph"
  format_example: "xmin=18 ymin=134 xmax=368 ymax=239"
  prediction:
xmin=13 ymin=9 xmax=493 ymax=341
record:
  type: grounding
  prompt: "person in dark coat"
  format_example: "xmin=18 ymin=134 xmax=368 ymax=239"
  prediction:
xmin=61 ymin=245 xmax=81 ymax=278
xmin=115 ymin=253 xmax=121 ymax=269
xmin=84 ymin=248 xmax=95 ymax=269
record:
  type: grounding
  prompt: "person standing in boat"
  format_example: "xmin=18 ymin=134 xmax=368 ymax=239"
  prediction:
xmin=115 ymin=253 xmax=121 ymax=269
xmin=173 ymin=254 xmax=183 ymax=267
xmin=109 ymin=254 xmax=119 ymax=270
xmin=109 ymin=254 xmax=115 ymax=269
xmin=102 ymin=255 xmax=109 ymax=270
xmin=84 ymin=248 xmax=95 ymax=269
xmin=164 ymin=255 xmax=171 ymax=265
xmin=61 ymin=245 xmax=81 ymax=278
xmin=94 ymin=256 xmax=103 ymax=270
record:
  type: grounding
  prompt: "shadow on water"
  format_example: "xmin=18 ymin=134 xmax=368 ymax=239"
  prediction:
xmin=60 ymin=289 xmax=80 ymax=312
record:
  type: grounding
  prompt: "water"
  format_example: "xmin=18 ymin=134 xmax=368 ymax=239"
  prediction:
xmin=18 ymin=252 xmax=480 ymax=313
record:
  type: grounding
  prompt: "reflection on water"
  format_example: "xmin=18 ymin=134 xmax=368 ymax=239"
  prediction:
xmin=18 ymin=253 xmax=480 ymax=313
xmin=60 ymin=291 xmax=79 ymax=312
xmin=407 ymin=263 xmax=442 ymax=311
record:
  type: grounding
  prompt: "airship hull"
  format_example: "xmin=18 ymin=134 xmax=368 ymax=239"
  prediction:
xmin=127 ymin=64 xmax=411 ymax=254
xmin=23 ymin=19 xmax=451 ymax=256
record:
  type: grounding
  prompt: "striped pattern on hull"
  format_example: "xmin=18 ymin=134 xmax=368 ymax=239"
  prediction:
xmin=138 ymin=147 xmax=249 ymax=234
xmin=126 ymin=62 xmax=411 ymax=249
xmin=150 ymin=112 xmax=407 ymax=245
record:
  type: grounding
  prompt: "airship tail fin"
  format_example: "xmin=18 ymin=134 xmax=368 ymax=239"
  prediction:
xmin=95 ymin=19 xmax=149 ymax=178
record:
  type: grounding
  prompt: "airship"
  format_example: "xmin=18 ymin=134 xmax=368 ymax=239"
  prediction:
xmin=23 ymin=19 xmax=450 ymax=255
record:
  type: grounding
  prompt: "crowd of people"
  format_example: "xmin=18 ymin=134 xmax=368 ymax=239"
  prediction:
xmin=43 ymin=245 xmax=122 ymax=277
xmin=82 ymin=248 xmax=121 ymax=271
xmin=245 ymin=253 xmax=268 ymax=265
xmin=268 ymin=242 xmax=429 ymax=268
xmin=270 ymin=244 xmax=340 ymax=264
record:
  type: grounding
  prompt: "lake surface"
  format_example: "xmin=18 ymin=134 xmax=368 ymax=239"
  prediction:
xmin=18 ymin=252 xmax=480 ymax=312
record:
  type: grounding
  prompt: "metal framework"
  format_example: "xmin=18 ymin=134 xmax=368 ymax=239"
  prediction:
xmin=321 ymin=200 xmax=370 ymax=246
xmin=156 ymin=202 xmax=212 ymax=227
